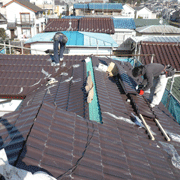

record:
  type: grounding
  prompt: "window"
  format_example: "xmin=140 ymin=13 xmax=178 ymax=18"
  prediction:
xmin=22 ymin=28 xmax=31 ymax=38
xmin=20 ymin=13 xmax=30 ymax=23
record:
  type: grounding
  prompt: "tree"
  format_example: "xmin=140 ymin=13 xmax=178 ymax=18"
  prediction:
xmin=0 ymin=28 xmax=8 ymax=41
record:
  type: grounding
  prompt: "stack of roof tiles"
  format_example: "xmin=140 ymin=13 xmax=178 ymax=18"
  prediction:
xmin=0 ymin=54 xmax=180 ymax=179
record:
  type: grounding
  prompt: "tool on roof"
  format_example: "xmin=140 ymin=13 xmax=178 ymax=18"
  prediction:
xmin=142 ymin=96 xmax=171 ymax=141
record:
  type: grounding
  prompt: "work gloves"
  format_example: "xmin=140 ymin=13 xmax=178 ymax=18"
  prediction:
xmin=138 ymin=90 xmax=144 ymax=95
xmin=136 ymin=85 xmax=144 ymax=95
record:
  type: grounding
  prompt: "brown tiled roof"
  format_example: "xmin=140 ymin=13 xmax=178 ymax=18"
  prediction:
xmin=79 ymin=17 xmax=115 ymax=34
xmin=44 ymin=17 xmax=115 ymax=34
xmin=0 ymin=54 xmax=67 ymax=98
xmin=139 ymin=42 xmax=180 ymax=71
xmin=1 ymin=55 xmax=180 ymax=179
xmin=44 ymin=18 xmax=79 ymax=32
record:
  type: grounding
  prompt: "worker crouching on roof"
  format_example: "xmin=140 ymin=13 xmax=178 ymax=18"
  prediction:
xmin=132 ymin=63 xmax=170 ymax=108
xmin=52 ymin=32 xmax=68 ymax=66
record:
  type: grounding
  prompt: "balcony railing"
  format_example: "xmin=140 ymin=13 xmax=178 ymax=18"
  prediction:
xmin=15 ymin=18 xmax=35 ymax=25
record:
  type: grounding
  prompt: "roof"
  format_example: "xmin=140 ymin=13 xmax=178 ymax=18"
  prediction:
xmin=2 ymin=0 xmax=43 ymax=13
xmin=139 ymin=42 xmax=180 ymax=71
xmin=25 ymin=31 xmax=118 ymax=47
xmin=73 ymin=3 xmax=89 ymax=9
xmin=79 ymin=17 xmax=115 ymax=34
xmin=131 ymin=36 xmax=180 ymax=43
xmin=44 ymin=17 xmax=115 ymax=34
xmin=0 ymin=54 xmax=64 ymax=98
xmin=44 ymin=18 xmax=79 ymax=32
xmin=113 ymin=18 xmax=136 ymax=29
xmin=1 ymin=55 xmax=180 ymax=179
xmin=73 ymin=3 xmax=123 ymax=10
xmin=136 ymin=25 xmax=180 ymax=34
xmin=62 ymin=16 xmax=84 ymax=19
xmin=88 ymin=3 xmax=123 ymax=10
xmin=134 ymin=19 xmax=169 ymax=27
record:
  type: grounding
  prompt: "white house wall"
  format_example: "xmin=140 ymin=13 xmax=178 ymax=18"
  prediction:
xmin=30 ymin=43 xmax=113 ymax=55
xmin=5 ymin=2 xmax=35 ymax=23
xmin=5 ymin=2 xmax=45 ymax=40
xmin=136 ymin=8 xmax=156 ymax=19
xmin=111 ymin=29 xmax=136 ymax=46
xmin=122 ymin=5 xmax=135 ymax=18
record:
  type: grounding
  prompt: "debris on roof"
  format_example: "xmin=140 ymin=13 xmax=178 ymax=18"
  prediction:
xmin=0 ymin=54 xmax=180 ymax=179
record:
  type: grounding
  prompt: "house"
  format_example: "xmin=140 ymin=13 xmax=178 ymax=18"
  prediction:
xmin=2 ymin=0 xmax=45 ymax=40
xmin=122 ymin=4 xmax=135 ymax=18
xmin=1 ymin=54 xmax=180 ymax=179
xmin=111 ymin=18 xmax=136 ymax=46
xmin=135 ymin=7 xmax=157 ymax=19
xmin=73 ymin=3 xmax=123 ymax=16
xmin=135 ymin=25 xmax=180 ymax=36
xmin=0 ymin=13 xmax=7 ymax=30
xmin=24 ymin=31 xmax=118 ymax=55
xmin=54 ymin=1 xmax=67 ymax=16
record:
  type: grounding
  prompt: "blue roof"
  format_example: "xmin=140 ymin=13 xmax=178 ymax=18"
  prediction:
xmin=113 ymin=18 xmax=136 ymax=29
xmin=89 ymin=3 xmax=123 ymax=10
xmin=61 ymin=16 xmax=84 ymax=19
xmin=73 ymin=3 xmax=88 ymax=9
xmin=25 ymin=31 xmax=118 ymax=47
xmin=73 ymin=3 xmax=123 ymax=10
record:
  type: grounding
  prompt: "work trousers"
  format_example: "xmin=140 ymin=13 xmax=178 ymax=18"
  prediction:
xmin=149 ymin=74 xmax=167 ymax=107
xmin=53 ymin=35 xmax=65 ymax=63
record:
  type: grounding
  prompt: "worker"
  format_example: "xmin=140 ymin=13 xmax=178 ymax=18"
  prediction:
xmin=52 ymin=32 xmax=68 ymax=66
xmin=132 ymin=63 xmax=170 ymax=108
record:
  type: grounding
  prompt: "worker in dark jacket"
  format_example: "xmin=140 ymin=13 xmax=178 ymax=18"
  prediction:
xmin=52 ymin=32 xmax=68 ymax=66
xmin=132 ymin=63 xmax=168 ymax=108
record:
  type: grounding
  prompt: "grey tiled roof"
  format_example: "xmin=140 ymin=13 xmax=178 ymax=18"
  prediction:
xmin=3 ymin=0 xmax=43 ymax=12
xmin=0 ymin=54 xmax=180 ymax=179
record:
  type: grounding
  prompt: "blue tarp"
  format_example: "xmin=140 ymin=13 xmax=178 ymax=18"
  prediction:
xmin=113 ymin=18 xmax=136 ymax=29
xmin=73 ymin=3 xmax=123 ymax=10
xmin=162 ymin=89 xmax=180 ymax=124
xmin=0 ymin=48 xmax=5 ymax=54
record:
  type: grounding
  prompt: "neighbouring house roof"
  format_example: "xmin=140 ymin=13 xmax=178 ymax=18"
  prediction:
xmin=136 ymin=25 xmax=180 ymax=34
xmin=88 ymin=3 xmax=123 ymax=10
xmin=79 ymin=17 xmax=115 ymax=34
xmin=1 ymin=54 xmax=180 ymax=179
xmin=44 ymin=18 xmax=79 ymax=32
xmin=73 ymin=3 xmax=123 ymax=10
xmin=73 ymin=3 xmax=89 ymax=9
xmin=45 ymin=17 xmax=115 ymax=34
xmin=131 ymin=36 xmax=180 ymax=43
xmin=134 ymin=19 xmax=169 ymax=27
xmin=25 ymin=31 xmax=118 ymax=47
xmin=113 ymin=18 xmax=136 ymax=29
xmin=2 ymin=0 xmax=43 ymax=13
xmin=62 ymin=16 xmax=84 ymax=19
xmin=139 ymin=41 xmax=180 ymax=71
